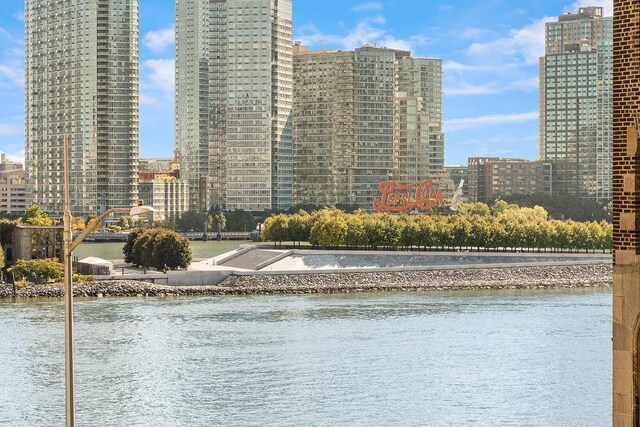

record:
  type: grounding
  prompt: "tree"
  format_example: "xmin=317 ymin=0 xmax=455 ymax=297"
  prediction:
xmin=151 ymin=230 xmax=192 ymax=270
xmin=123 ymin=229 xmax=145 ymax=264
xmin=261 ymin=214 xmax=291 ymax=245
xmin=23 ymin=205 xmax=55 ymax=226
xmin=459 ymin=202 xmax=491 ymax=217
xmin=225 ymin=209 xmax=257 ymax=232
xmin=124 ymin=228 xmax=192 ymax=270
xmin=117 ymin=216 xmax=134 ymax=230
xmin=309 ymin=212 xmax=347 ymax=247
xmin=176 ymin=211 xmax=209 ymax=232
xmin=8 ymin=258 xmax=64 ymax=283
xmin=208 ymin=209 xmax=227 ymax=232
xmin=0 ymin=245 xmax=5 ymax=271
xmin=288 ymin=212 xmax=311 ymax=246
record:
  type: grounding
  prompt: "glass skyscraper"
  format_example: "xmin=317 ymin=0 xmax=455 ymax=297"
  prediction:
xmin=25 ymin=0 xmax=140 ymax=216
xmin=540 ymin=6 xmax=612 ymax=203
xmin=176 ymin=0 xmax=293 ymax=212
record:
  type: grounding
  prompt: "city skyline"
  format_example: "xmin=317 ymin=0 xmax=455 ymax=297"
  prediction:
xmin=0 ymin=0 xmax=612 ymax=165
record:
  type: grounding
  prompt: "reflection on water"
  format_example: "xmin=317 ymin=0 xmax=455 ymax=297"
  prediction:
xmin=0 ymin=290 xmax=611 ymax=426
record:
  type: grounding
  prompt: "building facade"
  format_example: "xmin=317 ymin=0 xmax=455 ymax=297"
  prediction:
xmin=139 ymin=179 xmax=189 ymax=223
xmin=540 ymin=6 xmax=612 ymax=203
xmin=292 ymin=45 xmax=356 ymax=206
xmin=176 ymin=0 xmax=293 ymax=212
xmin=612 ymin=0 xmax=640 ymax=424
xmin=24 ymin=0 xmax=139 ymax=216
xmin=0 ymin=154 xmax=28 ymax=215
xmin=444 ymin=165 xmax=469 ymax=187
xmin=139 ymin=157 xmax=180 ymax=181
xmin=293 ymin=44 xmax=444 ymax=208
xmin=467 ymin=157 xmax=553 ymax=203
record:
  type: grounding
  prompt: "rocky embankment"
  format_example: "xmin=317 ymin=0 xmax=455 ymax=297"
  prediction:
xmin=0 ymin=264 xmax=612 ymax=299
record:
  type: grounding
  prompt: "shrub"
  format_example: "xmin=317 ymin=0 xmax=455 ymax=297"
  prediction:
xmin=151 ymin=229 xmax=192 ymax=270
xmin=123 ymin=228 xmax=144 ymax=264
xmin=73 ymin=274 xmax=95 ymax=283
xmin=8 ymin=258 xmax=64 ymax=283
xmin=124 ymin=228 xmax=192 ymax=270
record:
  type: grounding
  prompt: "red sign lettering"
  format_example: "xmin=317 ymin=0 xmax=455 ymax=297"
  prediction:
xmin=373 ymin=180 xmax=445 ymax=212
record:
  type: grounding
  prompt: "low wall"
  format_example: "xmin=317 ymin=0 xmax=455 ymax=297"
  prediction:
xmin=0 ymin=264 xmax=612 ymax=299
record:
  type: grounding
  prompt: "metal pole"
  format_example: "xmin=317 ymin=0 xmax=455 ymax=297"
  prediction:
xmin=63 ymin=134 xmax=75 ymax=427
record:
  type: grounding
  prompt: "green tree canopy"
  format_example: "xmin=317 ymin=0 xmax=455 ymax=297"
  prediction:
xmin=176 ymin=211 xmax=209 ymax=232
xmin=23 ymin=205 xmax=55 ymax=226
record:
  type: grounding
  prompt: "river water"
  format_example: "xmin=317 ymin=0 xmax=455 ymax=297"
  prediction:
xmin=0 ymin=290 xmax=611 ymax=426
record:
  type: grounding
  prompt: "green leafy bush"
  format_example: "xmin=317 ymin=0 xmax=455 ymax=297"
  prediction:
xmin=124 ymin=228 xmax=192 ymax=270
xmin=8 ymin=258 xmax=64 ymax=283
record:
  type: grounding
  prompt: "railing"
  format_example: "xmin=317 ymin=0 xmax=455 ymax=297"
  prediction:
xmin=77 ymin=231 xmax=252 ymax=242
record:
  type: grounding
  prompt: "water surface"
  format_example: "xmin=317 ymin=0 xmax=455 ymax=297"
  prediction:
xmin=0 ymin=290 xmax=611 ymax=426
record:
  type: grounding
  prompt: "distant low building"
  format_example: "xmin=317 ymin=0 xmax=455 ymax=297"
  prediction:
xmin=444 ymin=165 xmax=469 ymax=187
xmin=0 ymin=154 xmax=27 ymax=215
xmin=139 ymin=155 xmax=180 ymax=182
xmin=7 ymin=225 xmax=64 ymax=263
xmin=139 ymin=179 xmax=189 ymax=223
xmin=468 ymin=157 xmax=553 ymax=202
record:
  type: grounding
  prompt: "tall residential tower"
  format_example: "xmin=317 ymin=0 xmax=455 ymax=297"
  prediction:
xmin=539 ymin=6 xmax=612 ymax=203
xmin=25 ymin=0 xmax=140 ymax=216
xmin=176 ymin=0 xmax=293 ymax=212
xmin=293 ymin=44 xmax=444 ymax=208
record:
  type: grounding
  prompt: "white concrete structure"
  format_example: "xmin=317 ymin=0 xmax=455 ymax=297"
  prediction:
xmin=139 ymin=179 xmax=189 ymax=222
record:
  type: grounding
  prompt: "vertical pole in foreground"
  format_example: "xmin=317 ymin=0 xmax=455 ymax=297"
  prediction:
xmin=63 ymin=134 xmax=75 ymax=426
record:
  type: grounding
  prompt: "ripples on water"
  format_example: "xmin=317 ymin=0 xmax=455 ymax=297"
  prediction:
xmin=0 ymin=290 xmax=611 ymax=426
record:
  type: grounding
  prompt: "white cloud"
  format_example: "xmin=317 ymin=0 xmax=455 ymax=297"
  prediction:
xmin=296 ymin=17 xmax=423 ymax=52
xmin=445 ymin=84 xmax=499 ymax=96
xmin=459 ymin=28 xmax=489 ymax=40
xmin=140 ymin=93 xmax=160 ymax=106
xmin=570 ymin=0 xmax=612 ymax=16
xmin=143 ymin=25 xmax=175 ymax=52
xmin=0 ymin=64 xmax=24 ymax=87
xmin=352 ymin=2 xmax=383 ymax=12
xmin=143 ymin=59 xmax=174 ymax=94
xmin=460 ymin=134 xmax=538 ymax=146
xmin=446 ymin=112 xmax=538 ymax=132
xmin=467 ymin=17 xmax=553 ymax=65
xmin=444 ymin=61 xmax=515 ymax=73
xmin=445 ymin=76 xmax=538 ymax=96
xmin=0 ymin=123 xmax=21 ymax=136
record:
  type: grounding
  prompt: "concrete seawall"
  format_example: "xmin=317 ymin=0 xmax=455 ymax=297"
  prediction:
xmin=0 ymin=264 xmax=612 ymax=299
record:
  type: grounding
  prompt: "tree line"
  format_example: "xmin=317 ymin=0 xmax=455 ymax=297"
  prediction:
xmin=260 ymin=200 xmax=612 ymax=252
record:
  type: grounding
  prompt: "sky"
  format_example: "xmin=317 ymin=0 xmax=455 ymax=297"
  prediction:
xmin=0 ymin=0 xmax=613 ymax=166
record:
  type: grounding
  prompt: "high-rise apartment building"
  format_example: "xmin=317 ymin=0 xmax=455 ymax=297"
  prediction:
xmin=139 ymin=178 xmax=189 ymax=223
xmin=0 ymin=154 xmax=28 ymax=215
xmin=24 ymin=0 xmax=140 ymax=216
xmin=293 ymin=44 xmax=444 ymax=208
xmin=467 ymin=157 xmax=553 ymax=203
xmin=540 ymin=6 xmax=612 ymax=203
xmin=176 ymin=0 xmax=293 ymax=212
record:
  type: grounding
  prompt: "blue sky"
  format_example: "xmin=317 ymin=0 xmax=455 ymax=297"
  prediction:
xmin=0 ymin=0 xmax=612 ymax=165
